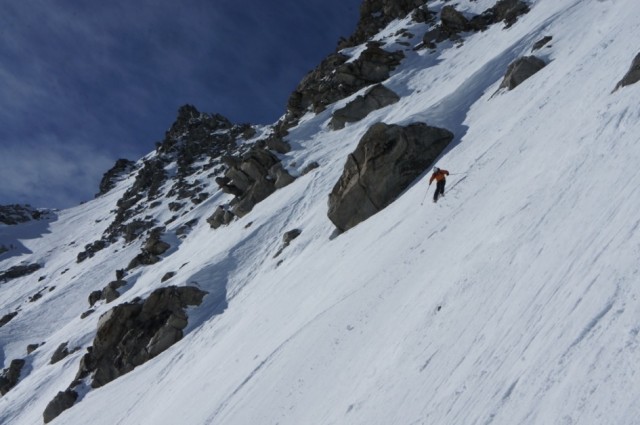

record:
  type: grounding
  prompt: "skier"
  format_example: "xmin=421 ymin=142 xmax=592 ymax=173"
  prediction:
xmin=429 ymin=167 xmax=449 ymax=203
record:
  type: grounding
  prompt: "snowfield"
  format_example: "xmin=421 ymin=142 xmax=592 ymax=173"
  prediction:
xmin=2 ymin=0 xmax=640 ymax=424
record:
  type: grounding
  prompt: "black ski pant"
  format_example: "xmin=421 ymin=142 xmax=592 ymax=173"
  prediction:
xmin=434 ymin=179 xmax=446 ymax=201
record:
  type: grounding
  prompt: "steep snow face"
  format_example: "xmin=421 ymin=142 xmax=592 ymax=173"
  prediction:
xmin=2 ymin=0 xmax=640 ymax=424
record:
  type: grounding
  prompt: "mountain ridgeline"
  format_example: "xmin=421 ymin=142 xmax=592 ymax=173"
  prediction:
xmin=3 ymin=0 xmax=640 ymax=423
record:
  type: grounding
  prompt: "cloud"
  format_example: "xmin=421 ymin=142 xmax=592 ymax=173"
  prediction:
xmin=0 ymin=136 xmax=115 ymax=208
xmin=0 ymin=0 xmax=362 ymax=208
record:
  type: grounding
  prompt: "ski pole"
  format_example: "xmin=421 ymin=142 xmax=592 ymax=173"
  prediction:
xmin=421 ymin=184 xmax=431 ymax=205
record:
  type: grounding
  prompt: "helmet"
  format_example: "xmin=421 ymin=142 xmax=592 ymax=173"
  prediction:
xmin=433 ymin=167 xmax=439 ymax=173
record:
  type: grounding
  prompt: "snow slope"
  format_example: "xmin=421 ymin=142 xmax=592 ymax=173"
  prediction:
xmin=2 ymin=0 xmax=640 ymax=424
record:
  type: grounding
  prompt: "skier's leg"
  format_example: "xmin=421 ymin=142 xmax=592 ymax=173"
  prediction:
xmin=437 ymin=180 xmax=445 ymax=198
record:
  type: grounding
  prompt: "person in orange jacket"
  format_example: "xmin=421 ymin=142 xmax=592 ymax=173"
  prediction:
xmin=429 ymin=166 xmax=449 ymax=203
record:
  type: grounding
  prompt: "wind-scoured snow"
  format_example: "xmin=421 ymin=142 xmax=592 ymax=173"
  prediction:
xmin=2 ymin=0 xmax=640 ymax=424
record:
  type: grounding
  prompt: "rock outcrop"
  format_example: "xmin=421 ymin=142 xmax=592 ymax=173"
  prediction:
xmin=76 ymin=286 xmax=207 ymax=389
xmin=499 ymin=56 xmax=546 ymax=90
xmin=96 ymin=159 xmax=137 ymax=197
xmin=287 ymin=42 xmax=404 ymax=121
xmin=329 ymin=84 xmax=401 ymax=130
xmin=0 ymin=204 xmax=52 ymax=225
xmin=614 ymin=52 xmax=640 ymax=91
xmin=422 ymin=0 xmax=530 ymax=49
xmin=45 ymin=287 xmax=207 ymax=423
xmin=338 ymin=0 xmax=427 ymax=49
xmin=215 ymin=148 xmax=295 ymax=218
xmin=0 ymin=358 xmax=25 ymax=396
xmin=0 ymin=263 xmax=41 ymax=283
xmin=126 ymin=227 xmax=171 ymax=270
xmin=89 ymin=279 xmax=128 ymax=306
xmin=328 ymin=122 xmax=453 ymax=232
xmin=207 ymin=206 xmax=235 ymax=229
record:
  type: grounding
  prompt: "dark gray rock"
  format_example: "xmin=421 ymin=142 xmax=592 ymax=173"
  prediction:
xmin=89 ymin=280 xmax=127 ymax=306
xmin=27 ymin=343 xmax=43 ymax=354
xmin=615 ymin=53 xmax=640 ymax=91
xmin=491 ymin=0 xmax=530 ymax=27
xmin=532 ymin=35 xmax=553 ymax=51
xmin=412 ymin=5 xmax=434 ymax=24
xmin=265 ymin=135 xmax=291 ymax=154
xmin=216 ymin=147 xmax=295 ymax=218
xmin=287 ymin=43 xmax=404 ymax=120
xmin=0 ymin=204 xmax=52 ymax=225
xmin=115 ymin=269 xmax=126 ymax=281
xmin=328 ymin=122 xmax=453 ymax=232
xmin=330 ymin=84 xmax=400 ymax=130
xmin=339 ymin=0 xmax=427 ymax=49
xmin=440 ymin=6 xmax=470 ymax=34
xmin=0 ymin=311 xmax=18 ymax=328
xmin=269 ymin=164 xmax=296 ymax=189
xmin=80 ymin=309 xmax=95 ymax=319
xmin=283 ymin=229 xmax=302 ymax=244
xmin=499 ymin=56 xmax=546 ymax=90
xmin=43 ymin=390 xmax=78 ymax=423
xmin=51 ymin=342 xmax=73 ymax=364
xmin=207 ymin=206 xmax=235 ymax=229
xmin=0 ymin=263 xmax=41 ymax=283
xmin=75 ymin=286 xmax=207 ymax=388
xmin=96 ymin=159 xmax=136 ymax=197
xmin=0 ymin=358 xmax=25 ymax=395
xmin=301 ymin=161 xmax=320 ymax=175
xmin=423 ymin=0 xmax=529 ymax=48
xmin=168 ymin=202 xmax=185 ymax=212
xmin=422 ymin=5 xmax=470 ymax=48
xmin=28 ymin=292 xmax=43 ymax=302
xmin=88 ymin=290 xmax=102 ymax=307
xmin=161 ymin=272 xmax=176 ymax=283
xmin=144 ymin=231 xmax=170 ymax=256
xmin=76 ymin=239 xmax=107 ymax=263
xmin=103 ymin=280 xmax=127 ymax=303
xmin=176 ymin=219 xmax=199 ymax=237
xmin=127 ymin=252 xmax=160 ymax=270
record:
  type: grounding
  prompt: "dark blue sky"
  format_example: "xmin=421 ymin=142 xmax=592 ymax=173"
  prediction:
xmin=0 ymin=0 xmax=361 ymax=208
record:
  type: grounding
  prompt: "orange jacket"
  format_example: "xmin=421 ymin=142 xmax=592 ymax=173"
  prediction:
xmin=429 ymin=169 xmax=449 ymax=184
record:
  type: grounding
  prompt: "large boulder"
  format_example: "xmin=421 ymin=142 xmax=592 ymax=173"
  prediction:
xmin=499 ymin=56 xmax=546 ymax=90
xmin=614 ymin=52 xmax=640 ymax=91
xmin=75 ymin=286 xmax=207 ymax=388
xmin=328 ymin=122 xmax=453 ymax=232
xmin=329 ymin=84 xmax=401 ymax=130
